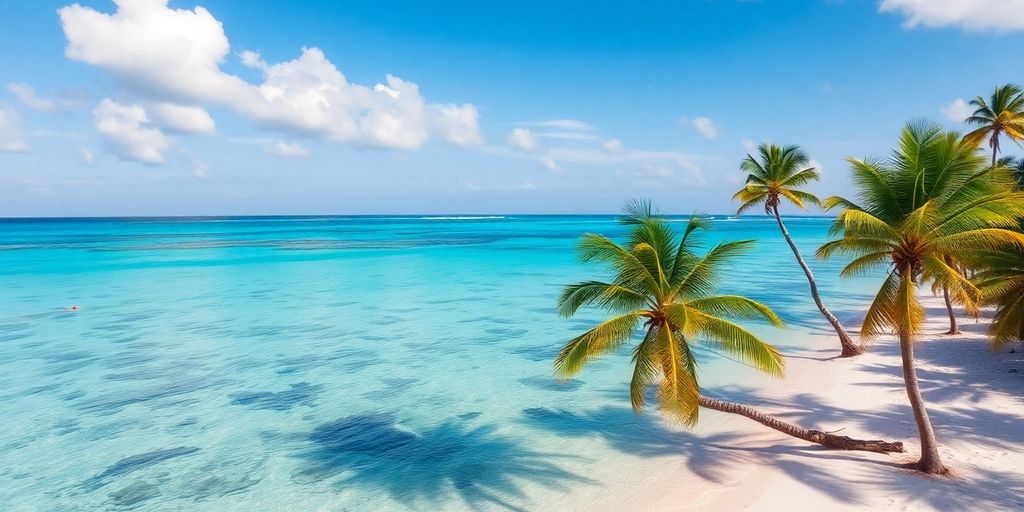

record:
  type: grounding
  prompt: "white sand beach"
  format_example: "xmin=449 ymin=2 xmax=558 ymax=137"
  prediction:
xmin=661 ymin=294 xmax=1024 ymax=511
xmin=688 ymin=294 xmax=1024 ymax=509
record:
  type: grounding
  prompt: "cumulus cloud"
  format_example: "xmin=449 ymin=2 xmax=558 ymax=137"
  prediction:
xmin=691 ymin=116 xmax=719 ymax=140
xmin=508 ymin=128 xmax=541 ymax=153
xmin=880 ymin=0 xmax=1024 ymax=32
xmin=59 ymin=0 xmax=481 ymax=150
xmin=941 ymin=98 xmax=973 ymax=122
xmin=263 ymin=139 xmax=309 ymax=157
xmin=0 ymin=105 xmax=29 ymax=152
xmin=93 ymin=99 xmax=173 ymax=164
xmin=149 ymin=103 xmax=216 ymax=134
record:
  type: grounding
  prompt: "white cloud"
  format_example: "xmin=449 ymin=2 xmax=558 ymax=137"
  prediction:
xmin=508 ymin=128 xmax=541 ymax=153
xmin=149 ymin=103 xmax=216 ymax=134
xmin=432 ymin=103 xmax=483 ymax=147
xmin=603 ymin=138 xmax=625 ymax=154
xmin=0 ymin=105 xmax=29 ymax=152
xmin=59 ymin=0 xmax=481 ymax=150
xmin=263 ymin=139 xmax=309 ymax=157
xmin=464 ymin=181 xmax=536 ymax=192
xmin=541 ymin=156 xmax=560 ymax=172
xmin=741 ymin=138 xmax=757 ymax=153
xmin=8 ymin=83 xmax=54 ymax=111
xmin=93 ymin=99 xmax=173 ymax=164
xmin=7 ymin=82 xmax=89 ymax=112
xmin=521 ymin=119 xmax=594 ymax=131
xmin=880 ymin=0 xmax=1024 ymax=32
xmin=691 ymin=116 xmax=719 ymax=140
xmin=941 ymin=98 xmax=973 ymax=121
xmin=78 ymin=146 xmax=95 ymax=164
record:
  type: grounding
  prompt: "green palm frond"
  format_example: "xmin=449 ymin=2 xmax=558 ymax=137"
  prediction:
xmin=554 ymin=312 xmax=643 ymax=378
xmin=657 ymin=325 xmax=700 ymax=425
xmin=557 ymin=281 xmax=649 ymax=317
xmin=821 ymin=120 xmax=1024 ymax=344
xmin=672 ymin=240 xmax=755 ymax=299
xmin=860 ymin=270 xmax=901 ymax=342
xmin=690 ymin=311 xmax=785 ymax=377
xmin=734 ymin=143 xmax=823 ymax=214
xmin=686 ymin=295 xmax=783 ymax=326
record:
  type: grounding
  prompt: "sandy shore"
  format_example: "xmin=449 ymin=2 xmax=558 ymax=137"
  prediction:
xmin=647 ymin=294 xmax=1024 ymax=511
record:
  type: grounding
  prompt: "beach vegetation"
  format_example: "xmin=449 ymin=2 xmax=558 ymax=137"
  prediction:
xmin=818 ymin=121 xmax=1024 ymax=473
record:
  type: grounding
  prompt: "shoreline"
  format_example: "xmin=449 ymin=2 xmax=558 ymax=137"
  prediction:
xmin=681 ymin=293 xmax=1024 ymax=511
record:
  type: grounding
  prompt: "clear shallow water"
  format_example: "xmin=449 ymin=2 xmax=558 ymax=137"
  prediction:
xmin=0 ymin=215 xmax=880 ymax=511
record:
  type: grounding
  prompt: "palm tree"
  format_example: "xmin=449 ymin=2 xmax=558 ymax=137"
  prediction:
xmin=974 ymin=248 xmax=1024 ymax=347
xmin=818 ymin=122 xmax=1024 ymax=473
xmin=555 ymin=201 xmax=903 ymax=453
xmin=734 ymin=144 xmax=861 ymax=357
xmin=964 ymin=84 xmax=1024 ymax=167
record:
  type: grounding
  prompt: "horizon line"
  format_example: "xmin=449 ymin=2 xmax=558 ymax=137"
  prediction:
xmin=0 ymin=212 xmax=839 ymax=221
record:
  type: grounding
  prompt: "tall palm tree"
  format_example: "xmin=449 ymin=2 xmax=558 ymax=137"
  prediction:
xmin=818 ymin=122 xmax=1024 ymax=473
xmin=964 ymin=84 xmax=1024 ymax=167
xmin=555 ymin=201 xmax=903 ymax=453
xmin=734 ymin=144 xmax=861 ymax=357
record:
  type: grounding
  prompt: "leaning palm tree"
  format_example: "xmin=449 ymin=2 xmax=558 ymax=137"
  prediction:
xmin=555 ymin=201 xmax=903 ymax=453
xmin=734 ymin=144 xmax=861 ymax=357
xmin=964 ymin=84 xmax=1024 ymax=167
xmin=818 ymin=121 xmax=1024 ymax=473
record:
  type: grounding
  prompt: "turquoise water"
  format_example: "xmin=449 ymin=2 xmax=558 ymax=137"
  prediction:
xmin=0 ymin=215 xmax=879 ymax=511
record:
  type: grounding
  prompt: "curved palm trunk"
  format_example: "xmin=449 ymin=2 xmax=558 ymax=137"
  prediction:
xmin=697 ymin=395 xmax=903 ymax=453
xmin=897 ymin=330 xmax=947 ymax=473
xmin=771 ymin=205 xmax=862 ymax=356
xmin=942 ymin=286 xmax=960 ymax=335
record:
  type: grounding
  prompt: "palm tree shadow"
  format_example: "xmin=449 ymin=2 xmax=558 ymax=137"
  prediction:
xmin=290 ymin=414 xmax=592 ymax=511
xmin=519 ymin=404 xmax=882 ymax=503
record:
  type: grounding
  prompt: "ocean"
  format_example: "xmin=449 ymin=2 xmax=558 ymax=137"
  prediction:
xmin=0 ymin=215 xmax=881 ymax=510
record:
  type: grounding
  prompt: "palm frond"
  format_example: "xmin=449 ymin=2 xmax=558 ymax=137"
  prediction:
xmin=554 ymin=312 xmax=642 ymax=377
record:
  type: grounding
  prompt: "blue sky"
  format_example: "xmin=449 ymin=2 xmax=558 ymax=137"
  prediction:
xmin=1 ymin=0 xmax=1023 ymax=216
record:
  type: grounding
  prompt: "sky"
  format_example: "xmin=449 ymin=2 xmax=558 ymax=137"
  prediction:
xmin=1 ymin=0 xmax=1023 ymax=217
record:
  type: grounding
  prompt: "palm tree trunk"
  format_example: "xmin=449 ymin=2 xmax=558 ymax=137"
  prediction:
xmin=771 ymin=205 xmax=862 ymax=357
xmin=697 ymin=395 xmax=903 ymax=453
xmin=942 ymin=286 xmax=960 ymax=335
xmin=897 ymin=330 xmax=947 ymax=474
